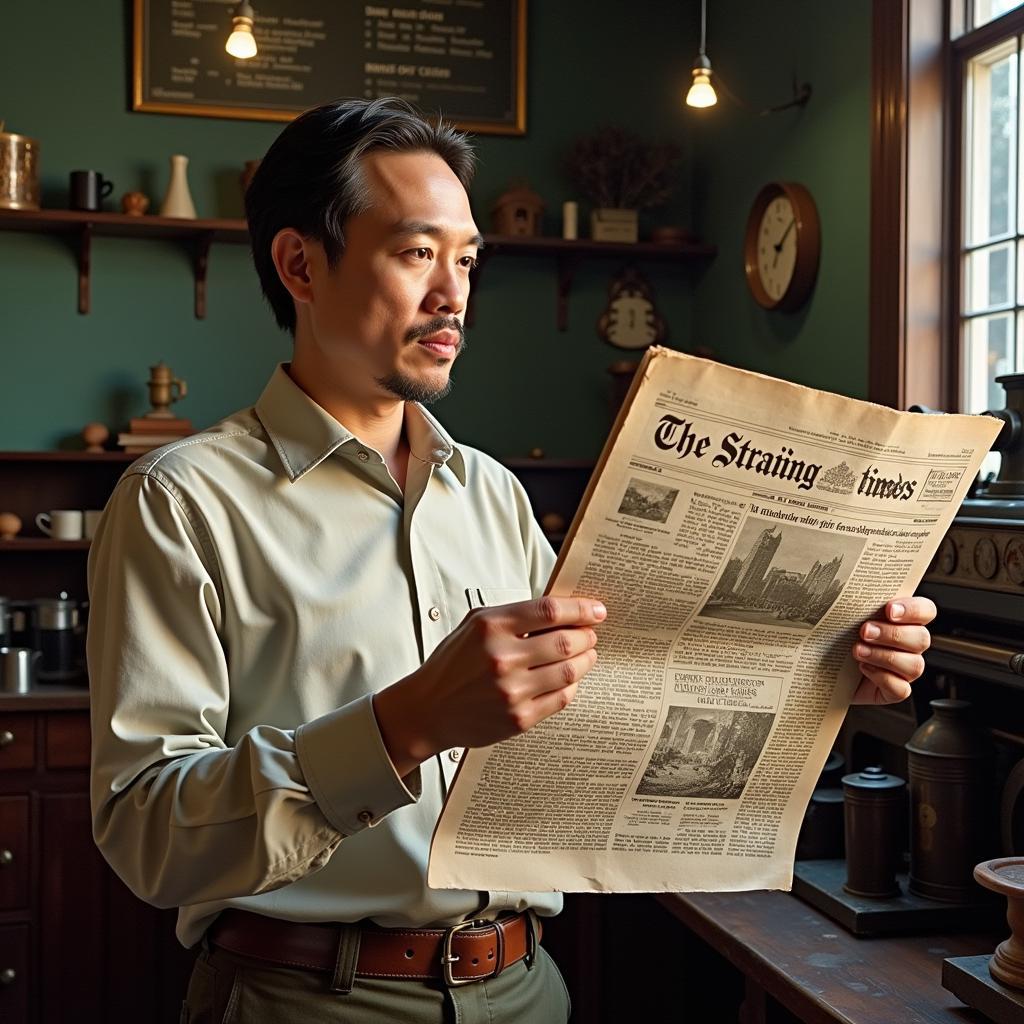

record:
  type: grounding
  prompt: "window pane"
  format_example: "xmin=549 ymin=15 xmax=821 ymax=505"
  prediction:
xmin=965 ymin=40 xmax=1017 ymax=246
xmin=964 ymin=312 xmax=1015 ymax=412
xmin=974 ymin=0 xmax=1024 ymax=28
xmin=966 ymin=241 xmax=1015 ymax=311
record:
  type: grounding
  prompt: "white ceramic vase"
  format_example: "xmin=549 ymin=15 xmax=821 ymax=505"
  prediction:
xmin=160 ymin=154 xmax=197 ymax=219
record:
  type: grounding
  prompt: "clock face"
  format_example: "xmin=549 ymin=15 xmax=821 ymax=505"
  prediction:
xmin=607 ymin=294 xmax=659 ymax=349
xmin=743 ymin=182 xmax=820 ymax=311
xmin=756 ymin=195 xmax=798 ymax=303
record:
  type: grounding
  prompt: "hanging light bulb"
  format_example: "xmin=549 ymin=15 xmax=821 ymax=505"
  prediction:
xmin=685 ymin=0 xmax=718 ymax=109
xmin=687 ymin=56 xmax=717 ymax=108
xmin=226 ymin=1 xmax=258 ymax=60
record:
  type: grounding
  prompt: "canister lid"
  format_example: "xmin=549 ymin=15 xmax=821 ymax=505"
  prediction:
xmin=819 ymin=748 xmax=846 ymax=787
xmin=906 ymin=698 xmax=993 ymax=758
xmin=842 ymin=765 xmax=906 ymax=790
xmin=809 ymin=787 xmax=844 ymax=805
xmin=35 ymin=595 xmax=78 ymax=629
xmin=0 ymin=130 xmax=38 ymax=146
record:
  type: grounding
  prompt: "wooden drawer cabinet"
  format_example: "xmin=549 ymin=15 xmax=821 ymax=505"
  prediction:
xmin=0 ymin=698 xmax=194 ymax=1022
xmin=0 ymin=925 xmax=29 ymax=1024
xmin=44 ymin=711 xmax=90 ymax=769
xmin=0 ymin=455 xmax=197 ymax=1020
xmin=0 ymin=716 xmax=35 ymax=772
xmin=0 ymin=796 xmax=29 ymax=909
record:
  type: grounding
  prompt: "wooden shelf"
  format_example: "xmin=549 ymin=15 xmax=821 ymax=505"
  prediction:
xmin=0 ymin=450 xmax=135 ymax=463
xmin=0 ymin=207 xmax=248 ymax=242
xmin=501 ymin=458 xmax=597 ymax=470
xmin=0 ymin=685 xmax=90 ymax=711
xmin=482 ymin=234 xmax=716 ymax=261
xmin=474 ymin=234 xmax=716 ymax=332
xmin=0 ymin=539 xmax=91 ymax=551
xmin=0 ymin=207 xmax=247 ymax=319
xmin=0 ymin=208 xmax=715 ymax=329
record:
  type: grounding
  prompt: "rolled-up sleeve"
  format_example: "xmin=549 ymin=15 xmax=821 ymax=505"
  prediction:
xmin=88 ymin=470 xmax=418 ymax=910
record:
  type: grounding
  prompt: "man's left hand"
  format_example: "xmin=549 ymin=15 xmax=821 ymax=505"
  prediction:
xmin=851 ymin=596 xmax=936 ymax=705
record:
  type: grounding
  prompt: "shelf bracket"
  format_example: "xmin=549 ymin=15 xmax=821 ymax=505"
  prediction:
xmin=464 ymin=251 xmax=489 ymax=329
xmin=77 ymin=224 xmax=93 ymax=314
xmin=194 ymin=232 xmax=214 ymax=319
xmin=555 ymin=254 xmax=579 ymax=332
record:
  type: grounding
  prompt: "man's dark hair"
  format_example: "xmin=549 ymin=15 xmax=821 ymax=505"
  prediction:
xmin=245 ymin=97 xmax=477 ymax=334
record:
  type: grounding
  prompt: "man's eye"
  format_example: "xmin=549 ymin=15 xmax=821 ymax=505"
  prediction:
xmin=408 ymin=247 xmax=431 ymax=260
xmin=459 ymin=255 xmax=479 ymax=270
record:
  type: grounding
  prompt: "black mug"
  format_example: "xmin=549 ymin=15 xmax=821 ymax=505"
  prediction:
xmin=69 ymin=169 xmax=114 ymax=211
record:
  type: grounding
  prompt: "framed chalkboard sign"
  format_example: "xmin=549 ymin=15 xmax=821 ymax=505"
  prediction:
xmin=132 ymin=0 xmax=526 ymax=135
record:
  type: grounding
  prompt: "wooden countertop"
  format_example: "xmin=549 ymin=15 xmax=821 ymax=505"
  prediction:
xmin=657 ymin=890 xmax=1001 ymax=1024
xmin=0 ymin=684 xmax=90 ymax=711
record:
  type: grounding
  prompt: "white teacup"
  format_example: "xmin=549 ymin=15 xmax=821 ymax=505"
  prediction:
xmin=83 ymin=509 xmax=103 ymax=540
xmin=36 ymin=509 xmax=83 ymax=540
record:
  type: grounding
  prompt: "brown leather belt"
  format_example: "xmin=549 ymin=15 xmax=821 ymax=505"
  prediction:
xmin=208 ymin=909 xmax=538 ymax=986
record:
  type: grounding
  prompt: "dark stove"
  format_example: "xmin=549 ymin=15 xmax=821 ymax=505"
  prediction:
xmin=839 ymin=375 xmax=1024 ymax=859
xmin=920 ymin=373 xmax=1024 ymax=687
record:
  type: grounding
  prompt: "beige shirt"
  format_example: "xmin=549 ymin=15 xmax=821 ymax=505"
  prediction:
xmin=88 ymin=364 xmax=561 ymax=947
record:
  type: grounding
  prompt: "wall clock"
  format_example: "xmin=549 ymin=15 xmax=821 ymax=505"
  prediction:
xmin=743 ymin=181 xmax=820 ymax=312
xmin=597 ymin=267 xmax=668 ymax=349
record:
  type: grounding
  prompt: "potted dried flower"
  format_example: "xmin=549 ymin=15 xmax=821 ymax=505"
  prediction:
xmin=565 ymin=128 xmax=680 ymax=243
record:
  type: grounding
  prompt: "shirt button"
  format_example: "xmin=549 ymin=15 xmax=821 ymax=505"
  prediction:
xmin=357 ymin=451 xmax=370 ymax=462
xmin=428 ymin=606 xmax=441 ymax=621
xmin=357 ymin=809 xmax=374 ymax=826
xmin=448 ymin=748 xmax=462 ymax=763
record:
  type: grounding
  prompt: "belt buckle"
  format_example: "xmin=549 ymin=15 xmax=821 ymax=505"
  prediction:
xmin=441 ymin=919 xmax=488 ymax=987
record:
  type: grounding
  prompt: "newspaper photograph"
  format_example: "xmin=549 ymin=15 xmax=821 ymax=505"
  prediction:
xmin=427 ymin=347 xmax=1001 ymax=894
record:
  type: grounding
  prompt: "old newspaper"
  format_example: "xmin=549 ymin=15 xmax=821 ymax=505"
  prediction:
xmin=428 ymin=348 xmax=1001 ymax=894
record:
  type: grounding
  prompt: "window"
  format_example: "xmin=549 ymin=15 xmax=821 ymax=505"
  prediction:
xmin=961 ymin=37 xmax=1017 ymax=413
xmin=972 ymin=0 xmax=1024 ymax=30
xmin=954 ymin=5 xmax=1024 ymax=416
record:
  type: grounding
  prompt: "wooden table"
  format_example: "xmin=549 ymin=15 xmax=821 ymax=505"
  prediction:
xmin=656 ymin=891 xmax=1002 ymax=1024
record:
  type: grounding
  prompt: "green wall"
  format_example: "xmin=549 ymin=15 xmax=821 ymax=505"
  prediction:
xmin=0 ymin=1 xmax=869 ymax=457
xmin=689 ymin=0 xmax=872 ymax=396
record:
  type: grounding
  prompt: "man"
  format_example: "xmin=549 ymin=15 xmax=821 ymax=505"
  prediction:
xmin=88 ymin=98 xmax=934 ymax=1023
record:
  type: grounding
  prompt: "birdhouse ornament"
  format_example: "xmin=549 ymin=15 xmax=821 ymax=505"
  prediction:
xmin=491 ymin=181 xmax=545 ymax=237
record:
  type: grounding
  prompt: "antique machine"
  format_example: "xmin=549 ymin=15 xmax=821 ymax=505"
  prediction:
xmin=794 ymin=374 xmax=1024 ymax=950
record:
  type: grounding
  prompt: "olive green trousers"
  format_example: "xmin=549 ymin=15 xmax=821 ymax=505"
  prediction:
xmin=180 ymin=943 xmax=571 ymax=1023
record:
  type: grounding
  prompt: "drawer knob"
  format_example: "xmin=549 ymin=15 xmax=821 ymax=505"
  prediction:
xmin=0 ymin=850 xmax=11 ymax=867
xmin=0 ymin=967 xmax=15 ymax=986
xmin=0 ymin=731 xmax=13 ymax=749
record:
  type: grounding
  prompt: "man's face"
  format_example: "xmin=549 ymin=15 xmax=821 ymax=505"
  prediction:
xmin=303 ymin=149 xmax=481 ymax=404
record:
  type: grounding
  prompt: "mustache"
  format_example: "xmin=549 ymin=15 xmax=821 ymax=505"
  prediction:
xmin=405 ymin=317 xmax=466 ymax=346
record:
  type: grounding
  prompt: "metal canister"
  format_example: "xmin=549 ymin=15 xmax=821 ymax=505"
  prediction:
xmin=795 ymin=788 xmax=845 ymax=860
xmin=0 ymin=130 xmax=40 ymax=210
xmin=906 ymin=698 xmax=995 ymax=901
xmin=842 ymin=766 xmax=906 ymax=898
xmin=820 ymin=749 xmax=846 ymax=788
xmin=34 ymin=595 xmax=79 ymax=682
xmin=0 ymin=597 xmax=10 ymax=646
xmin=8 ymin=600 xmax=33 ymax=647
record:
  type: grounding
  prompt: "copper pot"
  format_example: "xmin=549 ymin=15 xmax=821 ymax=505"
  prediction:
xmin=0 ymin=130 xmax=40 ymax=210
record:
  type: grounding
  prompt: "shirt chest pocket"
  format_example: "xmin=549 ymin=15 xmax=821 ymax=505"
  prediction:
xmin=465 ymin=586 xmax=534 ymax=610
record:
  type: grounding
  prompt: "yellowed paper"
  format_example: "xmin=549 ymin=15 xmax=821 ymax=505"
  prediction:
xmin=428 ymin=348 xmax=1001 ymax=894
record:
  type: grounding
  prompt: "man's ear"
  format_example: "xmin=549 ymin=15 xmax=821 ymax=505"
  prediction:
xmin=271 ymin=228 xmax=317 ymax=306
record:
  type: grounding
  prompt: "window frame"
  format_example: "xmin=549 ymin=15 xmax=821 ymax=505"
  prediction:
xmin=870 ymin=0 xmax=1024 ymax=414
xmin=869 ymin=0 xmax=948 ymax=411
xmin=948 ymin=4 xmax=1024 ymax=412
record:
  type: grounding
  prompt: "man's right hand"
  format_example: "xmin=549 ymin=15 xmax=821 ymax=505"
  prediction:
xmin=373 ymin=596 xmax=605 ymax=779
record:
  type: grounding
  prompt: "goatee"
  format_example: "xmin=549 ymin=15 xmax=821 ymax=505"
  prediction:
xmin=378 ymin=317 xmax=467 ymax=404
xmin=376 ymin=370 xmax=453 ymax=404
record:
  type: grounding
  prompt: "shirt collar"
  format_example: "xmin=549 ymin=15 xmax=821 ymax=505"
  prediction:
xmin=254 ymin=363 xmax=467 ymax=486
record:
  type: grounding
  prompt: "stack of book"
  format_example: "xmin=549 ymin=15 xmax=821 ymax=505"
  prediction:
xmin=117 ymin=416 xmax=194 ymax=454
